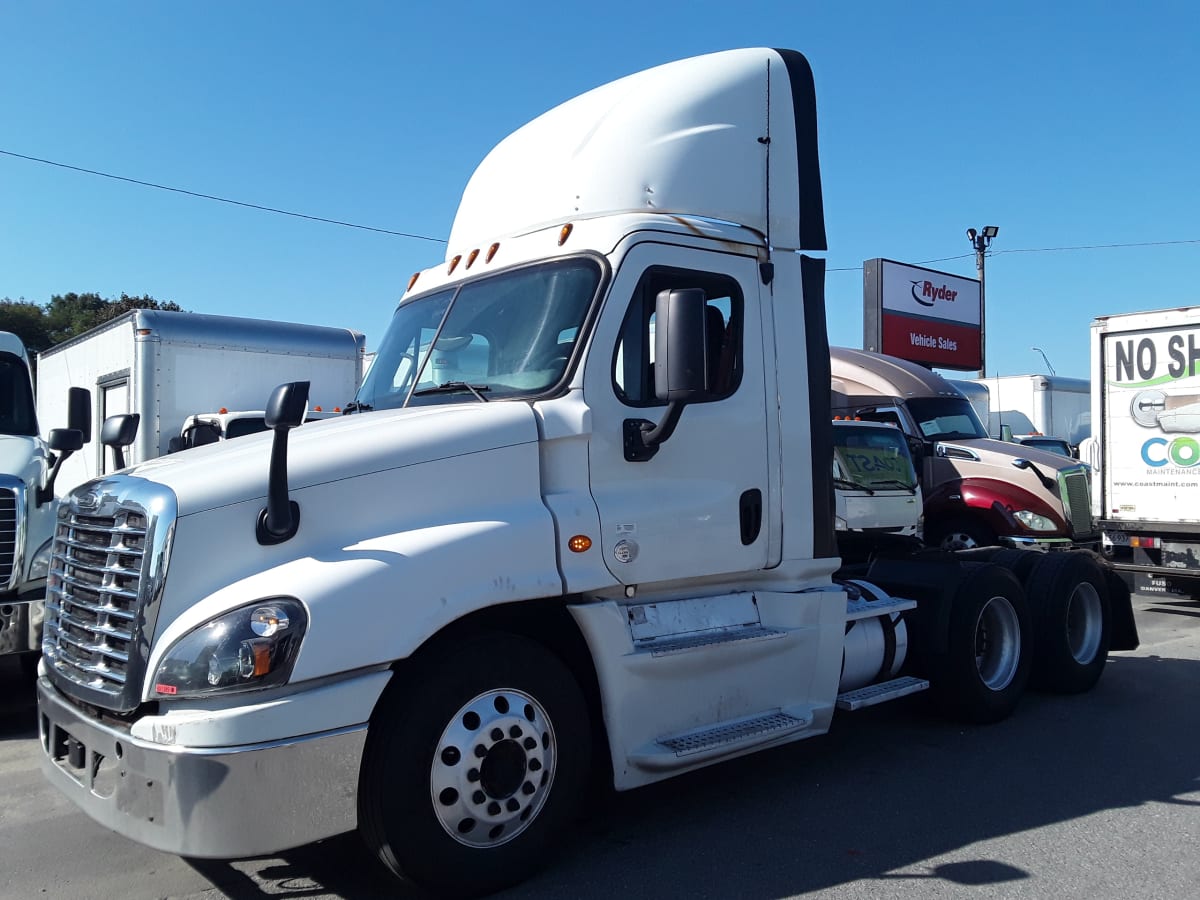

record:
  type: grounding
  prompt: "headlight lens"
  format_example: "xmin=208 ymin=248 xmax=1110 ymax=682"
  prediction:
xmin=1013 ymin=509 xmax=1057 ymax=532
xmin=152 ymin=599 xmax=307 ymax=698
xmin=27 ymin=538 xmax=54 ymax=582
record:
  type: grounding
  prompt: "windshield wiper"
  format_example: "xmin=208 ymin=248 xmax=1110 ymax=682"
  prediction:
xmin=410 ymin=381 xmax=491 ymax=402
xmin=869 ymin=479 xmax=918 ymax=494
xmin=834 ymin=477 xmax=873 ymax=494
xmin=342 ymin=401 xmax=373 ymax=414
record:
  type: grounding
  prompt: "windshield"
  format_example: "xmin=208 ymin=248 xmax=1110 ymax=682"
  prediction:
xmin=0 ymin=352 xmax=38 ymax=437
xmin=356 ymin=259 xmax=602 ymax=411
xmin=906 ymin=396 xmax=988 ymax=441
xmin=1018 ymin=437 xmax=1073 ymax=457
xmin=832 ymin=423 xmax=918 ymax=491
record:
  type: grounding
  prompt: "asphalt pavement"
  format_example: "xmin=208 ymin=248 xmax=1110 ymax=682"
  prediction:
xmin=2 ymin=593 xmax=1197 ymax=899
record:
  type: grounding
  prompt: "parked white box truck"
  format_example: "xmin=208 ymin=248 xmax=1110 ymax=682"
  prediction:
xmin=1092 ymin=305 xmax=1200 ymax=598
xmin=37 ymin=49 xmax=1136 ymax=896
xmin=969 ymin=374 xmax=1090 ymax=447
xmin=35 ymin=309 xmax=366 ymax=489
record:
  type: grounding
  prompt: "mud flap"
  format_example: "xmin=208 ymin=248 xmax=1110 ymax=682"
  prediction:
xmin=1104 ymin=568 xmax=1140 ymax=651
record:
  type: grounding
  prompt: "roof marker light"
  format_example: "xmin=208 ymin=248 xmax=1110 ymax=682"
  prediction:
xmin=486 ymin=242 xmax=500 ymax=263
xmin=466 ymin=248 xmax=480 ymax=268
xmin=558 ymin=224 xmax=573 ymax=246
xmin=407 ymin=272 xmax=420 ymax=292
xmin=448 ymin=255 xmax=462 ymax=275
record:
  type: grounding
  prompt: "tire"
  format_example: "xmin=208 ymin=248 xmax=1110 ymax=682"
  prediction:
xmin=931 ymin=517 xmax=996 ymax=551
xmin=929 ymin=564 xmax=1032 ymax=723
xmin=359 ymin=633 xmax=591 ymax=898
xmin=1025 ymin=552 xmax=1111 ymax=693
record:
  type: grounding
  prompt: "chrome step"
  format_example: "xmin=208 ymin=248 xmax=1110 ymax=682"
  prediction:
xmin=629 ymin=708 xmax=813 ymax=771
xmin=637 ymin=625 xmax=786 ymax=657
xmin=845 ymin=595 xmax=916 ymax=621
xmin=836 ymin=675 xmax=929 ymax=711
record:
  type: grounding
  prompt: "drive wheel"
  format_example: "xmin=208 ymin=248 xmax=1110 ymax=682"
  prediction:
xmin=1026 ymin=552 xmax=1111 ymax=693
xmin=931 ymin=564 xmax=1032 ymax=723
xmin=933 ymin=517 xmax=996 ymax=551
xmin=360 ymin=634 xmax=591 ymax=898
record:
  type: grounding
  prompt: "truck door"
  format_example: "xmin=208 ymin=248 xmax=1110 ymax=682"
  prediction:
xmin=584 ymin=243 xmax=772 ymax=586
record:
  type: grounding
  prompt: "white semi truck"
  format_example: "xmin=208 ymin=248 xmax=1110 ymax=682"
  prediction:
xmin=1092 ymin=305 xmax=1200 ymax=599
xmin=36 ymin=308 xmax=366 ymax=486
xmin=37 ymin=49 xmax=1135 ymax=897
xmin=0 ymin=332 xmax=115 ymax=668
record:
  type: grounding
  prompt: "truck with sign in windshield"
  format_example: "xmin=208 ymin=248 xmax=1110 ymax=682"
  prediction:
xmin=36 ymin=49 xmax=1135 ymax=897
xmin=831 ymin=347 xmax=1098 ymax=553
xmin=1092 ymin=306 xmax=1200 ymax=599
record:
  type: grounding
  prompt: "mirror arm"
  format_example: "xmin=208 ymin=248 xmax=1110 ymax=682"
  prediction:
xmin=623 ymin=400 xmax=688 ymax=462
xmin=38 ymin=450 xmax=72 ymax=507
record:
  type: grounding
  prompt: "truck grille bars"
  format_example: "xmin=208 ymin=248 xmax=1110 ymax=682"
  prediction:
xmin=42 ymin=484 xmax=174 ymax=712
xmin=1062 ymin=470 xmax=1093 ymax=538
xmin=0 ymin=486 xmax=19 ymax=591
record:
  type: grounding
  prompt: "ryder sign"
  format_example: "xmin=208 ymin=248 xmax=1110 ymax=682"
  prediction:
xmin=863 ymin=259 xmax=982 ymax=370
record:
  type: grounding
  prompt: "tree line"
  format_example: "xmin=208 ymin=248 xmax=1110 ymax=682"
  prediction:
xmin=0 ymin=292 xmax=185 ymax=357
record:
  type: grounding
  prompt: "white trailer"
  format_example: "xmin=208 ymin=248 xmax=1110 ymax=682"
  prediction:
xmin=966 ymin=374 xmax=1091 ymax=446
xmin=36 ymin=309 xmax=365 ymax=490
xmin=1092 ymin=305 xmax=1200 ymax=598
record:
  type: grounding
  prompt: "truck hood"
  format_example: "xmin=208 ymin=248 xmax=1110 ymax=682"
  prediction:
xmin=0 ymin=433 xmax=47 ymax=488
xmin=945 ymin=437 xmax=1085 ymax=473
xmin=123 ymin=402 xmax=541 ymax=517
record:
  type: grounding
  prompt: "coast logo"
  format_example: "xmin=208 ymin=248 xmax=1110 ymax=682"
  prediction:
xmin=910 ymin=280 xmax=959 ymax=308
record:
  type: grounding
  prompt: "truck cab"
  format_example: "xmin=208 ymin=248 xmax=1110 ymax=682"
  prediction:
xmin=832 ymin=417 xmax=922 ymax=564
xmin=0 ymin=332 xmax=93 ymax=666
xmin=831 ymin=347 xmax=1096 ymax=551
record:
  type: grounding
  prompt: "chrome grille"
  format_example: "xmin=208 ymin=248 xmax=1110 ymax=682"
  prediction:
xmin=43 ymin=481 xmax=175 ymax=712
xmin=0 ymin=487 xmax=18 ymax=590
xmin=43 ymin=509 xmax=148 ymax=699
xmin=1062 ymin=469 xmax=1093 ymax=537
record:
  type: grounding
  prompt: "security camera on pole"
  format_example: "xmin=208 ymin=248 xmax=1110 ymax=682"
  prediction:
xmin=966 ymin=225 xmax=999 ymax=378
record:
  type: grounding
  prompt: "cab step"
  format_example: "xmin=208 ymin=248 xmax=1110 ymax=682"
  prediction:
xmin=628 ymin=707 xmax=814 ymax=771
xmin=845 ymin=594 xmax=917 ymax=621
xmin=637 ymin=625 xmax=787 ymax=657
xmin=836 ymin=675 xmax=929 ymax=711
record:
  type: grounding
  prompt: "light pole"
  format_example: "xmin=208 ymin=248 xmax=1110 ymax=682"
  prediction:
xmin=967 ymin=225 xmax=999 ymax=379
xmin=1032 ymin=346 xmax=1056 ymax=375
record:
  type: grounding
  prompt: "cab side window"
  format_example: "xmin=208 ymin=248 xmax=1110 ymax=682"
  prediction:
xmin=612 ymin=267 xmax=743 ymax=407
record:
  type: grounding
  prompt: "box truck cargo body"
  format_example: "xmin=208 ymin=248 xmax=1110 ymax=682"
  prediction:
xmin=1092 ymin=305 xmax=1200 ymax=597
xmin=962 ymin=374 xmax=1090 ymax=446
xmin=36 ymin=310 xmax=365 ymax=490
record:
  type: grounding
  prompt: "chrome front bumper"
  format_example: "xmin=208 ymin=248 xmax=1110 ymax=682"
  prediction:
xmin=37 ymin=677 xmax=367 ymax=858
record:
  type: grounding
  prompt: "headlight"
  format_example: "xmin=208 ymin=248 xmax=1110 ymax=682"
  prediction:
xmin=152 ymin=599 xmax=308 ymax=698
xmin=27 ymin=538 xmax=54 ymax=582
xmin=1013 ymin=509 xmax=1057 ymax=532
xmin=834 ymin=514 xmax=849 ymax=531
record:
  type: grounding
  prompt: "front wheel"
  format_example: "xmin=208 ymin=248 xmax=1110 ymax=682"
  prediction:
xmin=359 ymin=634 xmax=591 ymax=898
xmin=931 ymin=517 xmax=996 ymax=551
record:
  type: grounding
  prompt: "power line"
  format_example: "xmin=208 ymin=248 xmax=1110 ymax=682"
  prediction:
xmin=829 ymin=239 xmax=1200 ymax=273
xmin=6 ymin=148 xmax=1200 ymax=261
xmin=0 ymin=148 xmax=448 ymax=244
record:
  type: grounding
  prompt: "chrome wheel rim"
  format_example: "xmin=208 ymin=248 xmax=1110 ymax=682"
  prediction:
xmin=430 ymin=688 xmax=556 ymax=848
xmin=975 ymin=595 xmax=1021 ymax=690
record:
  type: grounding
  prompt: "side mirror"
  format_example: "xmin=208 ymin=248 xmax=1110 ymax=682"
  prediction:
xmin=167 ymin=436 xmax=184 ymax=454
xmin=101 ymin=413 xmax=140 ymax=470
xmin=1000 ymin=423 xmax=1013 ymax=442
xmin=266 ymin=381 xmax=309 ymax=429
xmin=654 ymin=288 xmax=710 ymax=402
xmin=47 ymin=428 xmax=84 ymax=454
xmin=67 ymin=387 xmax=92 ymax=442
xmin=38 ymin=428 xmax=85 ymax=506
xmin=258 ymin=381 xmax=310 ymax=545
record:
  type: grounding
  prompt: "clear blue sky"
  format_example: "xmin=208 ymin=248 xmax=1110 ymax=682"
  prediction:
xmin=2 ymin=1 xmax=1196 ymax=379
